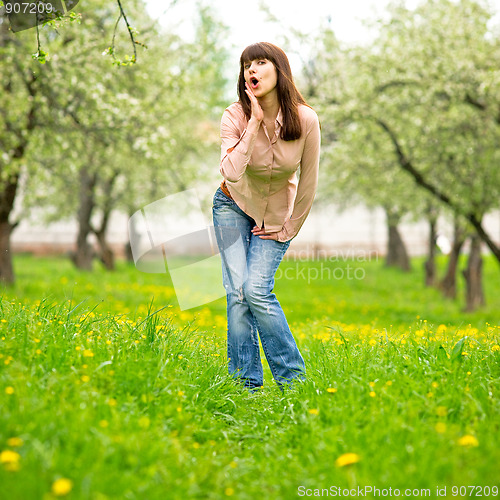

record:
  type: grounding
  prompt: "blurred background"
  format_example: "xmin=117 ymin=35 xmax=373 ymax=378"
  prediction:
xmin=1 ymin=0 xmax=500 ymax=312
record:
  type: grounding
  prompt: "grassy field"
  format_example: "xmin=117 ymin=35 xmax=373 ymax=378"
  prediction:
xmin=1 ymin=254 xmax=499 ymax=499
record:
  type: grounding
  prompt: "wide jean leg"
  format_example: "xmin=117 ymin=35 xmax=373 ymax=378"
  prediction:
xmin=212 ymin=187 xmax=306 ymax=388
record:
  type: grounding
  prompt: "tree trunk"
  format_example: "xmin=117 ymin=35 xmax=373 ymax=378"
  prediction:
xmin=439 ymin=219 xmax=466 ymax=299
xmin=0 ymin=221 xmax=15 ymax=284
xmin=95 ymin=228 xmax=115 ymax=270
xmin=385 ymin=209 xmax=411 ymax=271
xmin=0 ymin=173 xmax=19 ymax=284
xmin=462 ymin=235 xmax=485 ymax=312
xmin=92 ymin=173 xmax=118 ymax=271
xmin=124 ymin=209 xmax=136 ymax=263
xmin=424 ymin=205 xmax=438 ymax=286
xmin=73 ymin=168 xmax=97 ymax=270
xmin=124 ymin=240 xmax=134 ymax=263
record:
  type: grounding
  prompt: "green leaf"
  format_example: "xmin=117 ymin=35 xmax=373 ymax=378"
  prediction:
xmin=450 ymin=338 xmax=466 ymax=363
xmin=32 ymin=50 xmax=49 ymax=64
xmin=69 ymin=12 xmax=82 ymax=23
xmin=437 ymin=345 xmax=449 ymax=363
xmin=417 ymin=345 xmax=429 ymax=358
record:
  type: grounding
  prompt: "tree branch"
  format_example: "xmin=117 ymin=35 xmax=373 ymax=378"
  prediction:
xmin=376 ymin=79 xmax=421 ymax=93
xmin=373 ymin=117 xmax=500 ymax=264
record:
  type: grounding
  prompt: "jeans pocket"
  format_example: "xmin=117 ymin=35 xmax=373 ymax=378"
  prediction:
xmin=213 ymin=187 xmax=234 ymax=207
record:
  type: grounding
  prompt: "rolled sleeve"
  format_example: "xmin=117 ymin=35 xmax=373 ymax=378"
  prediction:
xmin=220 ymin=108 xmax=256 ymax=182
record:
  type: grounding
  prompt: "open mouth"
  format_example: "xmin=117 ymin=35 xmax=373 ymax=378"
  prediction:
xmin=250 ymin=77 xmax=259 ymax=88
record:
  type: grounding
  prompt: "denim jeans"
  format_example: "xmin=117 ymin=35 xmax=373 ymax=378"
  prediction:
xmin=212 ymin=187 xmax=306 ymax=389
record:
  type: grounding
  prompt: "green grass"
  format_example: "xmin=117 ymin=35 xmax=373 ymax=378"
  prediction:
xmin=0 ymin=254 xmax=499 ymax=499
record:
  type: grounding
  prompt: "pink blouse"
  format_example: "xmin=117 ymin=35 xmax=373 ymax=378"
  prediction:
xmin=219 ymin=102 xmax=321 ymax=242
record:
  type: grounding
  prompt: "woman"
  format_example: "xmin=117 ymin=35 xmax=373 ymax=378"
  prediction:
xmin=212 ymin=42 xmax=321 ymax=390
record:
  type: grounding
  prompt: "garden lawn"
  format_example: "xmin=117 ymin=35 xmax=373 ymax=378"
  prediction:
xmin=0 ymin=254 xmax=499 ymax=499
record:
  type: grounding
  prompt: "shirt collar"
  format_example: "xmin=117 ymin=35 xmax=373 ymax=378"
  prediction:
xmin=276 ymin=108 xmax=283 ymax=127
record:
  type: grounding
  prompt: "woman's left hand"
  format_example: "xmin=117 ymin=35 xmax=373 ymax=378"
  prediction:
xmin=251 ymin=225 xmax=279 ymax=240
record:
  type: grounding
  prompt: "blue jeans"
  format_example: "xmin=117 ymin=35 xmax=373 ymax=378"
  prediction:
xmin=212 ymin=187 xmax=306 ymax=389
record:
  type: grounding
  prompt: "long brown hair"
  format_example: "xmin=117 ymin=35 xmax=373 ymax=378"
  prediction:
xmin=237 ymin=42 xmax=307 ymax=141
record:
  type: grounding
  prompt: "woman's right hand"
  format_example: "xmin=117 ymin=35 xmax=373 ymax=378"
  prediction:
xmin=245 ymin=82 xmax=264 ymax=122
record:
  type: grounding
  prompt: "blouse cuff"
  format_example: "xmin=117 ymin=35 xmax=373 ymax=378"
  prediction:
xmin=276 ymin=226 xmax=291 ymax=243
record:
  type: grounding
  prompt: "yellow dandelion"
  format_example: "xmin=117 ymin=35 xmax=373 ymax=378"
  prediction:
xmin=386 ymin=380 xmax=393 ymax=386
xmin=491 ymin=345 xmax=499 ymax=352
xmin=435 ymin=422 xmax=447 ymax=433
xmin=6 ymin=438 xmax=23 ymax=447
xmin=107 ymin=398 xmax=117 ymax=407
xmin=177 ymin=407 xmax=182 ymax=412
xmin=369 ymin=381 xmax=376 ymax=388
xmin=82 ymin=349 xmax=94 ymax=358
xmin=99 ymin=420 xmax=109 ymax=428
xmin=225 ymin=487 xmax=235 ymax=496
xmin=52 ymin=478 xmax=73 ymax=496
xmin=335 ymin=452 xmax=361 ymax=467
xmin=192 ymin=442 xmax=200 ymax=449
xmin=0 ymin=450 xmax=21 ymax=465
xmin=458 ymin=435 xmax=479 ymax=447
xmin=229 ymin=460 xmax=237 ymax=468
xmin=369 ymin=391 xmax=376 ymax=398
xmin=178 ymin=391 xmax=185 ymax=397
xmin=308 ymin=409 xmax=319 ymax=415
xmin=427 ymin=392 xmax=434 ymax=398
xmin=369 ymin=339 xmax=377 ymax=346
xmin=431 ymin=382 xmax=439 ymax=388
xmin=80 ymin=375 xmax=90 ymax=383
xmin=327 ymin=387 xmax=338 ymax=393
xmin=5 ymin=386 xmax=14 ymax=395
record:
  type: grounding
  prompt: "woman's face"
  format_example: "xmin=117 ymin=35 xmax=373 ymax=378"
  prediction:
xmin=243 ymin=58 xmax=278 ymax=99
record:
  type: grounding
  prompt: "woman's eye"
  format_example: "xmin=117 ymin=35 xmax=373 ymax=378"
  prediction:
xmin=244 ymin=60 xmax=266 ymax=69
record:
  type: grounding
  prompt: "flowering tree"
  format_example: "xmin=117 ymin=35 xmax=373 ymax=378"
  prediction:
xmin=0 ymin=0 xmax=228 ymax=279
xmin=309 ymin=0 xmax=500 ymax=310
